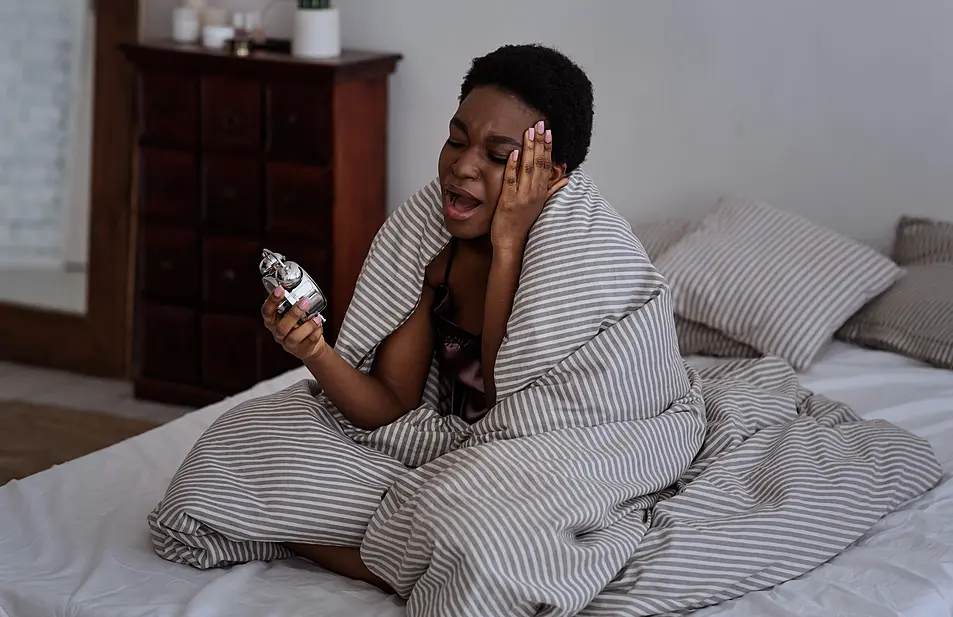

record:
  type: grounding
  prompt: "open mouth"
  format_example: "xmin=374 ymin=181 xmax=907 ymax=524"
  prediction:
xmin=444 ymin=187 xmax=483 ymax=221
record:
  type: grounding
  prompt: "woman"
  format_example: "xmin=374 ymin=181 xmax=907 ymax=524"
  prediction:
xmin=150 ymin=44 xmax=940 ymax=615
xmin=258 ymin=43 xmax=594 ymax=589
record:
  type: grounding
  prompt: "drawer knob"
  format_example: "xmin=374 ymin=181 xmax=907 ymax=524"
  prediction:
xmin=222 ymin=269 xmax=236 ymax=281
xmin=221 ymin=111 xmax=241 ymax=129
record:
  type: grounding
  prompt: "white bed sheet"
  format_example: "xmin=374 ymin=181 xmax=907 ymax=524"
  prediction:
xmin=0 ymin=342 xmax=951 ymax=617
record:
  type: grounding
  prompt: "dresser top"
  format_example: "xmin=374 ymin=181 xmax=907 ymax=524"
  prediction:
xmin=120 ymin=40 xmax=401 ymax=81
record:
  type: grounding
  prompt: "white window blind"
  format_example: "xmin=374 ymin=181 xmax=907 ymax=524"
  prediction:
xmin=0 ymin=0 xmax=89 ymax=267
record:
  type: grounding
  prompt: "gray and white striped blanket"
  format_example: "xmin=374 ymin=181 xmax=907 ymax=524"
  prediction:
xmin=148 ymin=170 xmax=941 ymax=616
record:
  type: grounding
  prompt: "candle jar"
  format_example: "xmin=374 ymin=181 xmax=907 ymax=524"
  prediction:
xmin=172 ymin=7 xmax=200 ymax=43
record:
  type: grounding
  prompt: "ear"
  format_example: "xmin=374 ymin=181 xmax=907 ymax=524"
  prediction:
xmin=548 ymin=163 xmax=568 ymax=188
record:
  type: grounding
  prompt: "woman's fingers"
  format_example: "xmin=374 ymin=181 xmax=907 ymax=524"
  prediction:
xmin=513 ymin=120 xmax=563 ymax=200
xmin=303 ymin=327 xmax=324 ymax=351
xmin=264 ymin=288 xmax=324 ymax=360
xmin=284 ymin=320 xmax=313 ymax=345
xmin=501 ymin=147 xmax=520 ymax=203
xmin=274 ymin=297 xmax=311 ymax=339
xmin=261 ymin=287 xmax=283 ymax=324
xmin=519 ymin=124 xmax=538 ymax=191
xmin=536 ymin=124 xmax=552 ymax=193
xmin=285 ymin=318 xmax=319 ymax=345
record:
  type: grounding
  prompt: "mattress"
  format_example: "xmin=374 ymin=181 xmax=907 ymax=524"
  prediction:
xmin=0 ymin=342 xmax=950 ymax=617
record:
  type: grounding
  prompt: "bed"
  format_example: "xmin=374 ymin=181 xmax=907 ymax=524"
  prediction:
xmin=0 ymin=340 xmax=950 ymax=617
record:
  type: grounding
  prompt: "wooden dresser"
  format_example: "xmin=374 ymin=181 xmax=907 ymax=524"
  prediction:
xmin=119 ymin=41 xmax=400 ymax=406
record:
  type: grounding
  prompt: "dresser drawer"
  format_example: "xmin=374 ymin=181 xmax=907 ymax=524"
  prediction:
xmin=202 ymin=76 xmax=262 ymax=151
xmin=202 ymin=156 xmax=262 ymax=233
xmin=140 ymin=71 xmax=198 ymax=147
xmin=202 ymin=236 xmax=264 ymax=313
xmin=201 ymin=314 xmax=260 ymax=391
xmin=266 ymin=81 xmax=331 ymax=164
xmin=139 ymin=303 xmax=199 ymax=384
xmin=142 ymin=226 xmax=199 ymax=302
xmin=140 ymin=148 xmax=198 ymax=225
xmin=265 ymin=163 xmax=332 ymax=241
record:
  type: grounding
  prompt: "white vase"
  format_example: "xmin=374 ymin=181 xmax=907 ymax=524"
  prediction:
xmin=171 ymin=7 xmax=200 ymax=43
xmin=292 ymin=8 xmax=341 ymax=59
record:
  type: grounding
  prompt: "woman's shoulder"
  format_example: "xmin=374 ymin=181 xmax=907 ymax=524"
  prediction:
xmin=423 ymin=245 xmax=450 ymax=290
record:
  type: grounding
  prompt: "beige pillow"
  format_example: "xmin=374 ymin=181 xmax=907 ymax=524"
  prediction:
xmin=839 ymin=216 xmax=953 ymax=369
xmin=892 ymin=215 xmax=953 ymax=266
xmin=837 ymin=264 xmax=953 ymax=370
xmin=634 ymin=219 xmax=760 ymax=359
xmin=653 ymin=197 xmax=904 ymax=370
xmin=674 ymin=316 xmax=761 ymax=358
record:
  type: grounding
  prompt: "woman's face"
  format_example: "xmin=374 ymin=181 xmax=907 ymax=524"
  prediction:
xmin=437 ymin=86 xmax=557 ymax=239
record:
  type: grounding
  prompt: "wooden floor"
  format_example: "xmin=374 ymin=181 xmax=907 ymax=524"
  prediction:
xmin=0 ymin=360 xmax=193 ymax=424
xmin=0 ymin=400 xmax=163 ymax=485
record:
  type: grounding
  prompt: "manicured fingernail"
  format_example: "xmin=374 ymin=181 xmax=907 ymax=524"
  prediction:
xmin=545 ymin=129 xmax=552 ymax=144
xmin=313 ymin=315 xmax=324 ymax=325
xmin=273 ymin=286 xmax=284 ymax=297
xmin=536 ymin=120 xmax=544 ymax=134
xmin=510 ymin=149 xmax=519 ymax=161
xmin=299 ymin=297 xmax=311 ymax=309
xmin=529 ymin=127 xmax=535 ymax=141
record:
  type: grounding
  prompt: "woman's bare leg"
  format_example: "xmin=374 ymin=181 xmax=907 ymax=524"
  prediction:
xmin=285 ymin=543 xmax=395 ymax=594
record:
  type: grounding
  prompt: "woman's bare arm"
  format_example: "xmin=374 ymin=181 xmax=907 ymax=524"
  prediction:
xmin=264 ymin=284 xmax=436 ymax=430
xmin=481 ymin=245 xmax=522 ymax=405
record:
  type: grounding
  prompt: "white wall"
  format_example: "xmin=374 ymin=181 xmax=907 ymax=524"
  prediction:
xmin=143 ymin=0 xmax=953 ymax=246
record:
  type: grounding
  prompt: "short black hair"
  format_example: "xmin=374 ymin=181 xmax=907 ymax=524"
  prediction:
xmin=460 ymin=44 xmax=594 ymax=174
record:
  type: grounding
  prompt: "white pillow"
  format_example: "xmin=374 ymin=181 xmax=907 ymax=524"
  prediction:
xmin=635 ymin=218 xmax=761 ymax=359
xmin=634 ymin=218 xmax=695 ymax=262
xmin=653 ymin=197 xmax=904 ymax=370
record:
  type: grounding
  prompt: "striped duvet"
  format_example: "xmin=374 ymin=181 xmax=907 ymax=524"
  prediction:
xmin=148 ymin=170 xmax=941 ymax=616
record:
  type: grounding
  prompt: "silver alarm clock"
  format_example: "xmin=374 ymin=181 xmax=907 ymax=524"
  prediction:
xmin=259 ymin=248 xmax=327 ymax=323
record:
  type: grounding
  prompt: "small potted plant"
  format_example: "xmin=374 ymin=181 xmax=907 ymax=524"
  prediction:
xmin=292 ymin=0 xmax=341 ymax=59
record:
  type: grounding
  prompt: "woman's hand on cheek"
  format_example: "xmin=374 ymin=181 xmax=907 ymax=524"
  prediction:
xmin=490 ymin=120 xmax=569 ymax=251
